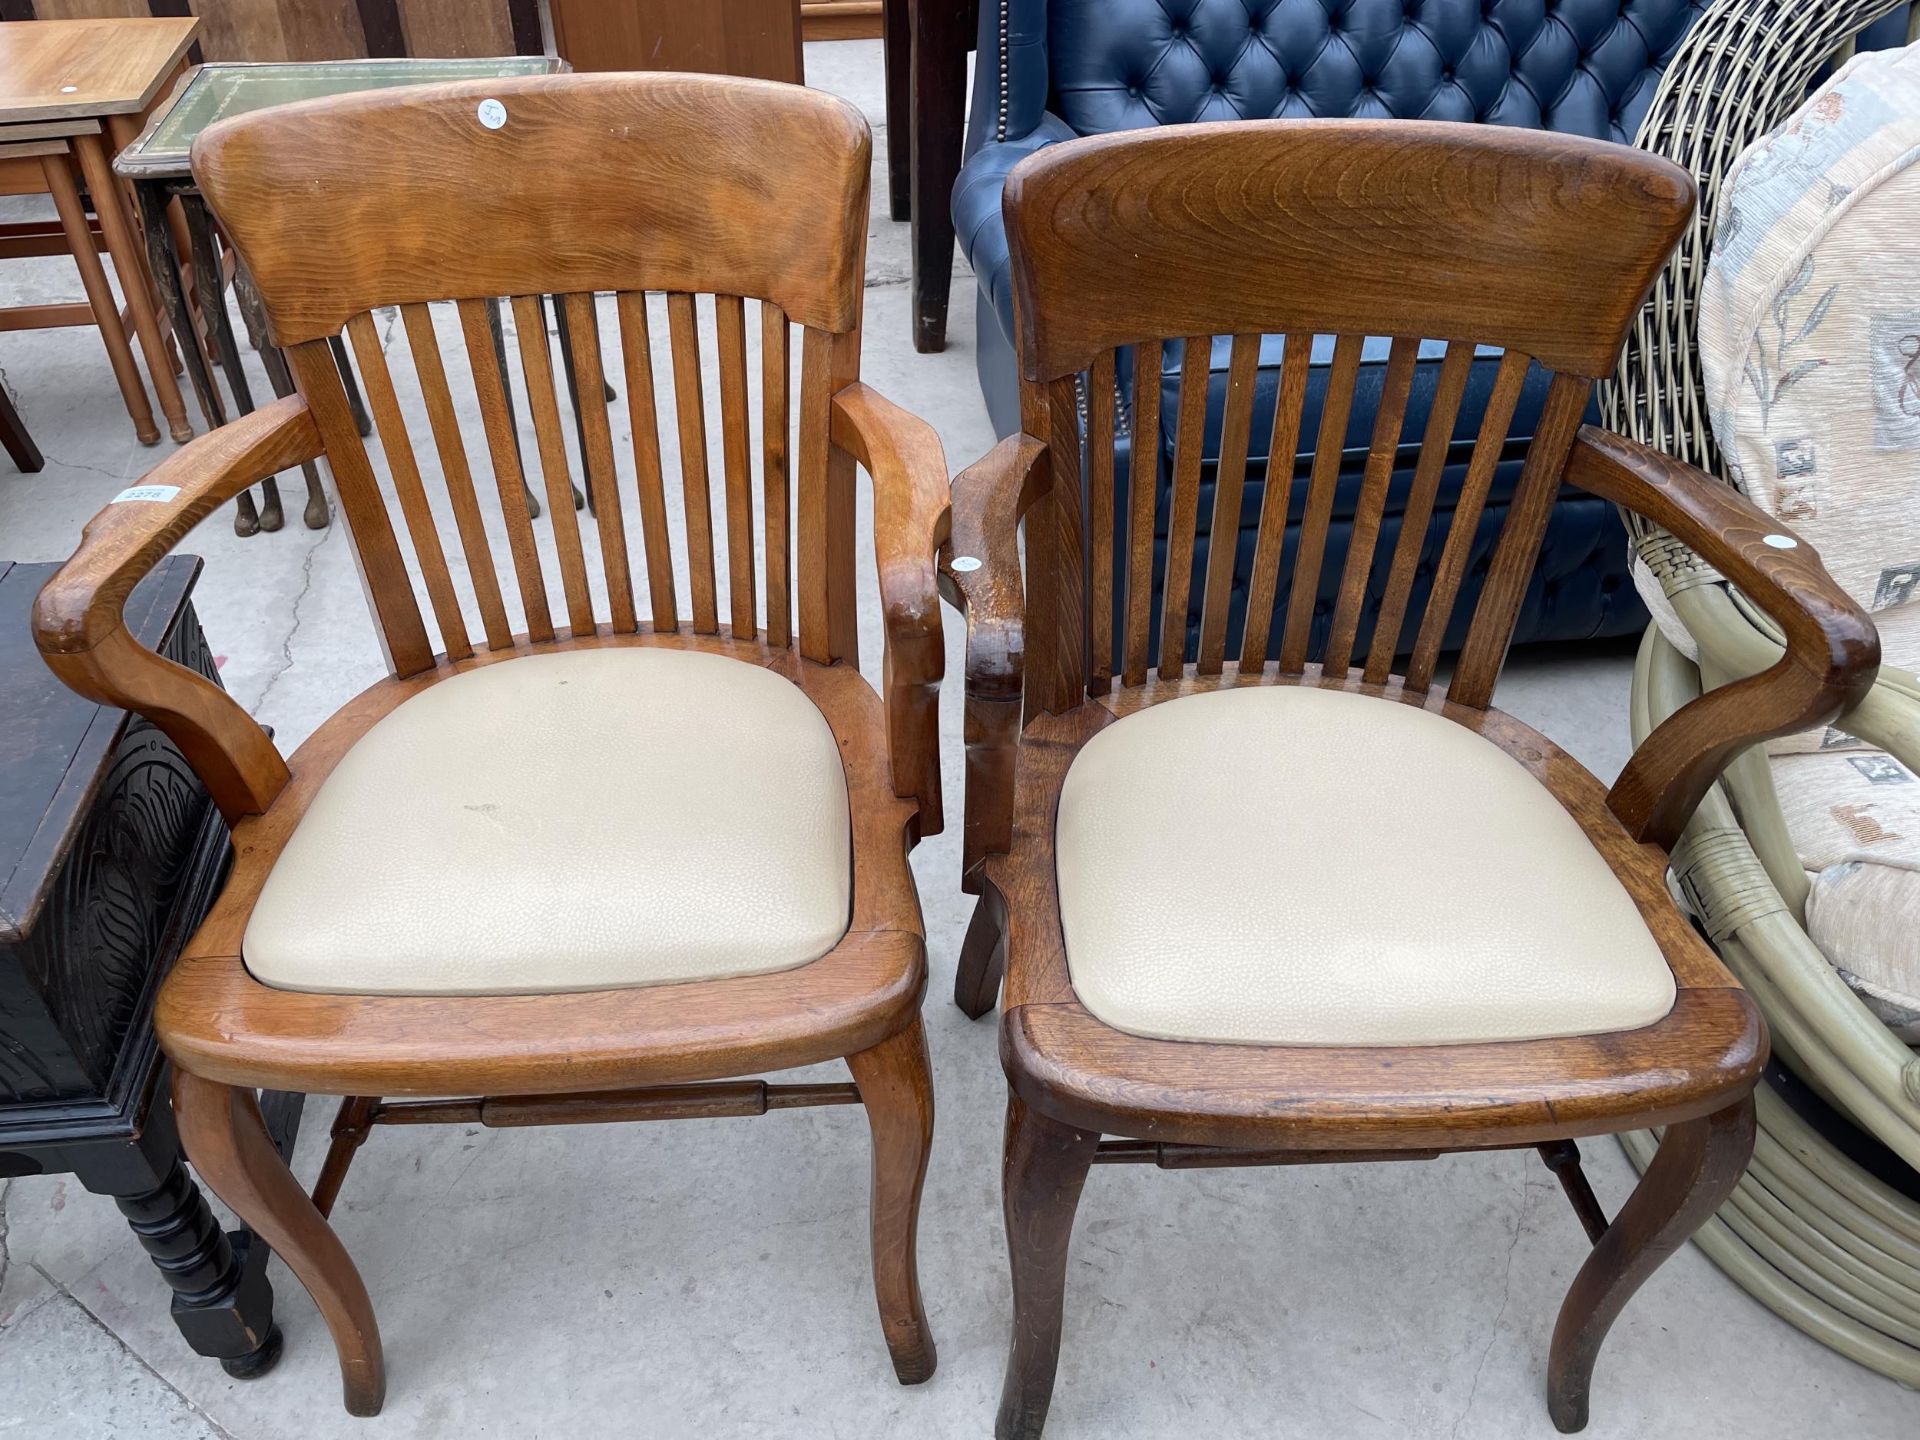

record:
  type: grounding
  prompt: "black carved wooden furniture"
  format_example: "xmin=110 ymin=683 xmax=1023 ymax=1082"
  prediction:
xmin=0 ymin=556 xmax=293 ymax=1378
xmin=939 ymin=120 xmax=1882 ymax=1436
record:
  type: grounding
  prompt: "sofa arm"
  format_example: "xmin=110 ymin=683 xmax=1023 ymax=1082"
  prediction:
xmin=939 ymin=434 xmax=1049 ymax=890
xmin=1566 ymin=427 xmax=1880 ymax=850
xmin=34 ymin=397 xmax=321 ymax=822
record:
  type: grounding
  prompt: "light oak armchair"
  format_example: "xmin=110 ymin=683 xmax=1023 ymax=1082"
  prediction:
xmin=937 ymin=120 xmax=1881 ymax=1437
xmin=34 ymin=73 xmax=951 ymax=1415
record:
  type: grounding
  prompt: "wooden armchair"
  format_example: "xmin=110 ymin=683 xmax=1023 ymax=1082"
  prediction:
xmin=937 ymin=121 xmax=1882 ymax=1437
xmin=32 ymin=74 xmax=951 ymax=1416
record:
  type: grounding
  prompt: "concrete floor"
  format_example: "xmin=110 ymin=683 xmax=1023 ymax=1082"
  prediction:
xmin=2 ymin=40 xmax=1915 ymax=1440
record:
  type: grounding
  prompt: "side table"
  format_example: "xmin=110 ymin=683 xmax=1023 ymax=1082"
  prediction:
xmin=0 ymin=556 xmax=300 ymax=1377
xmin=0 ymin=17 xmax=202 ymax=442
xmin=117 ymin=55 xmax=581 ymax=536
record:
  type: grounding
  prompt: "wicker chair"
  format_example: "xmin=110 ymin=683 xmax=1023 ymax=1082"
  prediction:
xmin=1600 ymin=0 xmax=1920 ymax=1384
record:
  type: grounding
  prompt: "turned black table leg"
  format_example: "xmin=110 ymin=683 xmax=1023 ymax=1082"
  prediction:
xmin=67 ymin=1080 xmax=282 ymax=1378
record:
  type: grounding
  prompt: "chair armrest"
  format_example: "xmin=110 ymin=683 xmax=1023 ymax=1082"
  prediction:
xmin=33 ymin=396 xmax=322 ymax=822
xmin=938 ymin=433 xmax=1049 ymax=889
xmin=1566 ymin=426 xmax=1880 ymax=849
xmin=830 ymin=382 xmax=952 ymax=840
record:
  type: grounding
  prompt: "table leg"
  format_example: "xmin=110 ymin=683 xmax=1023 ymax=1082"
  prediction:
xmin=64 ymin=1078 xmax=282 ymax=1379
xmin=72 ymin=131 xmax=192 ymax=442
xmin=909 ymin=0 xmax=971 ymax=353
xmin=487 ymin=298 xmax=543 ymax=519
xmin=0 ymin=380 xmax=43 ymax=472
xmin=105 ymin=114 xmax=185 ymax=382
xmin=43 ymin=152 xmax=159 ymax=445
xmin=233 ymin=266 xmax=330 ymax=530
xmin=547 ymin=295 xmax=590 ymax=513
xmin=182 ymin=195 xmax=281 ymax=534
xmin=134 ymin=181 xmax=223 ymax=435
xmin=883 ymin=0 xmax=912 ymax=221
xmin=328 ymin=336 xmax=373 ymax=437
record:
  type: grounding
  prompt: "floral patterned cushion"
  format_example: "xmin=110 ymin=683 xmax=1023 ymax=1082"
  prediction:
xmin=1699 ymin=45 xmax=1920 ymax=629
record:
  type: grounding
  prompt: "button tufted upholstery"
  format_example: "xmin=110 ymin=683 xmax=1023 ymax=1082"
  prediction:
xmin=1048 ymin=0 xmax=1699 ymax=140
xmin=956 ymin=0 xmax=1716 ymax=649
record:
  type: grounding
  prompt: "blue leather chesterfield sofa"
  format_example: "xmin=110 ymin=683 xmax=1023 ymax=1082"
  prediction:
xmin=954 ymin=0 xmax=1716 ymax=655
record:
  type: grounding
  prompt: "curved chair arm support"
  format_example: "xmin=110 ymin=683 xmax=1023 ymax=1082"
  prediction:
xmin=1698 ymin=585 xmax=1920 ymax=766
xmin=1636 ymin=625 xmax=1920 ymax=1148
xmin=936 ymin=434 xmax=1049 ymax=890
xmin=831 ymin=382 xmax=952 ymax=839
xmin=1568 ymin=426 xmax=1881 ymax=850
xmin=33 ymin=397 xmax=321 ymax=823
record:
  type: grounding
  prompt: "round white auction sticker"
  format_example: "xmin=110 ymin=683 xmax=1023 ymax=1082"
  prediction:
xmin=477 ymin=99 xmax=507 ymax=130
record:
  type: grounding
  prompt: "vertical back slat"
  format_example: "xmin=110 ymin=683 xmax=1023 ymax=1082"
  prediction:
xmin=762 ymin=302 xmax=793 ymax=647
xmin=402 ymin=303 xmax=512 ymax=652
xmin=1157 ymin=337 xmax=1210 ymax=680
xmin=715 ymin=294 xmax=758 ymax=638
xmin=1322 ymin=335 xmax=1420 ymax=676
xmin=286 ymin=339 xmax=435 ymax=674
xmin=1046 ymin=374 xmax=1086 ymax=707
xmin=563 ymin=291 xmax=637 ymax=634
xmin=1121 ymin=339 xmax=1162 ymax=687
xmin=510 ymin=293 xmax=595 ymax=636
xmin=1238 ymin=334 xmax=1312 ymax=670
xmin=796 ymin=325 xmax=836 ymax=663
xmin=1196 ymin=332 xmax=1260 ymax=674
xmin=1086 ymin=350 xmax=1116 ymax=691
xmin=667 ymin=291 xmax=720 ymax=632
xmin=344 ymin=311 xmax=473 ymax=662
xmin=456 ymin=297 xmax=553 ymax=644
xmin=1404 ymin=349 xmax=1531 ymax=692
xmin=1449 ymin=372 xmax=1592 ymax=708
xmin=1363 ymin=339 xmax=1475 ymax=684
xmin=824 ymin=328 xmax=863 ymax=665
xmin=1278 ymin=333 xmax=1364 ymax=674
xmin=614 ymin=291 xmax=679 ymax=631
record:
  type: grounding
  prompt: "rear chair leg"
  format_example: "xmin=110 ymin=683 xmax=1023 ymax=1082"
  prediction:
xmin=172 ymin=1070 xmax=386 ymax=1417
xmin=847 ymin=1016 xmax=938 ymax=1384
xmin=1547 ymin=1096 xmax=1755 ymax=1432
xmin=954 ymin=884 xmax=1007 ymax=1019
xmin=997 ymin=1096 xmax=1098 ymax=1440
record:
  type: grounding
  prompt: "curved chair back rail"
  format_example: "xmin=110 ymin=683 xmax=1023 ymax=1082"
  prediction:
xmin=1000 ymin=120 xmax=1693 ymax=717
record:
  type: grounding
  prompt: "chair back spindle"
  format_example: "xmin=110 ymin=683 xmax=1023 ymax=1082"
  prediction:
xmin=1001 ymin=121 xmax=1691 ymax=714
xmin=190 ymin=74 xmax=872 ymax=676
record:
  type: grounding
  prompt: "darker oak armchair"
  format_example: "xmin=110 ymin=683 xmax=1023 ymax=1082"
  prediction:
xmin=34 ymin=74 xmax=952 ymax=1415
xmin=937 ymin=121 xmax=1881 ymax=1437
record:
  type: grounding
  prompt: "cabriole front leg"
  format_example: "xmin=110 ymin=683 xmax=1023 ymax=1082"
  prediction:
xmin=1547 ymin=1096 xmax=1756 ymax=1431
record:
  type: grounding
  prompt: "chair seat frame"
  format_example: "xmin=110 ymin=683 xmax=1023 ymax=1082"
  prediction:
xmin=938 ymin=119 xmax=1882 ymax=1438
xmin=33 ymin=75 xmax=954 ymax=1418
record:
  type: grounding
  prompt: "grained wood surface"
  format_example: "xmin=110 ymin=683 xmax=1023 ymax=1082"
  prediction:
xmin=0 ymin=17 xmax=197 ymax=121
xmin=194 ymin=74 xmax=870 ymax=346
xmin=1003 ymin=120 xmax=1695 ymax=382
xmin=1568 ymin=428 xmax=1880 ymax=850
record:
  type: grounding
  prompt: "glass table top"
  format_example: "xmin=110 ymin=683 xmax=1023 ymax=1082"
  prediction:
xmin=118 ymin=57 xmax=566 ymax=177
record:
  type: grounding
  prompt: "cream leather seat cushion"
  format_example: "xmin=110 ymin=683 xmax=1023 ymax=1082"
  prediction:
xmin=1055 ymin=687 xmax=1676 ymax=1047
xmin=244 ymin=648 xmax=851 ymax=996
